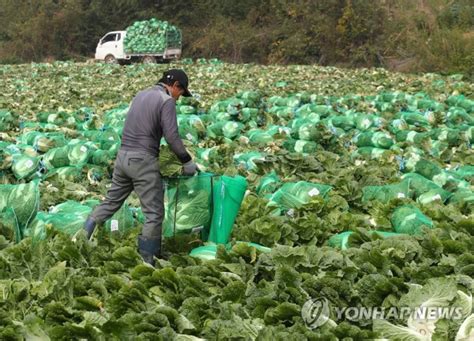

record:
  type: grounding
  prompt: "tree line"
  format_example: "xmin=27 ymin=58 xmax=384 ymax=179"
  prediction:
xmin=0 ymin=0 xmax=473 ymax=77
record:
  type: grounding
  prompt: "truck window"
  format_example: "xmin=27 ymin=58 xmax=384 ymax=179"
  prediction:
xmin=101 ymin=33 xmax=117 ymax=44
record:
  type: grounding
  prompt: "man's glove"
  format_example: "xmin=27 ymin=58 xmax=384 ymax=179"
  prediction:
xmin=182 ymin=160 xmax=198 ymax=176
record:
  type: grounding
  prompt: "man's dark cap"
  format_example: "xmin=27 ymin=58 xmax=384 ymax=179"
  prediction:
xmin=163 ymin=69 xmax=192 ymax=97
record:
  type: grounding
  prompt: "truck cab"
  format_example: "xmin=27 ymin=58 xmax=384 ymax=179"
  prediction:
xmin=95 ymin=31 xmax=127 ymax=63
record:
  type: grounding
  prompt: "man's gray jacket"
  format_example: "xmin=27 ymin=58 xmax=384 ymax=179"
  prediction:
xmin=120 ymin=84 xmax=191 ymax=163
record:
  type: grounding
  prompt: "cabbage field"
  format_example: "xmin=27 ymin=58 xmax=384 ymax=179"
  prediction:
xmin=0 ymin=60 xmax=473 ymax=340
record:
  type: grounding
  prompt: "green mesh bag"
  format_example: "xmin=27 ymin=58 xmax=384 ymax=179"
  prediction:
xmin=189 ymin=244 xmax=218 ymax=260
xmin=178 ymin=115 xmax=206 ymax=138
xmin=389 ymin=118 xmax=409 ymax=134
xmin=362 ymin=181 xmax=412 ymax=204
xmin=81 ymin=129 xmax=101 ymax=142
xmin=328 ymin=231 xmax=402 ymax=250
xmin=44 ymin=166 xmax=83 ymax=183
xmin=256 ymin=171 xmax=282 ymax=196
xmin=91 ymin=149 xmax=112 ymax=167
xmin=95 ymin=128 xmax=121 ymax=151
xmin=134 ymin=207 xmax=145 ymax=225
xmin=415 ymin=98 xmax=444 ymax=112
xmin=41 ymin=201 xmax=91 ymax=238
xmin=29 ymin=201 xmax=135 ymax=241
xmin=417 ymin=189 xmax=452 ymax=204
xmin=0 ymin=207 xmax=21 ymax=243
xmin=42 ymin=146 xmax=70 ymax=169
xmin=163 ymin=174 xmax=214 ymax=238
xmin=448 ymin=189 xmax=474 ymax=204
xmin=73 ymin=106 xmax=95 ymax=122
xmin=208 ymin=111 xmax=230 ymax=122
xmin=177 ymin=105 xmax=197 ymax=115
xmin=208 ymin=175 xmax=248 ymax=244
xmin=0 ymin=186 xmax=10 ymax=209
xmin=21 ymin=131 xmax=67 ymax=153
xmin=102 ymin=116 xmax=126 ymax=137
xmin=391 ymin=205 xmax=433 ymax=235
xmin=398 ymin=112 xmax=431 ymax=127
xmin=430 ymin=128 xmax=466 ymax=147
xmin=329 ymin=115 xmax=356 ymax=131
xmin=401 ymin=173 xmax=451 ymax=202
xmin=354 ymin=114 xmax=383 ymax=131
xmin=206 ymin=121 xmax=243 ymax=139
xmin=35 ymin=133 xmax=67 ymax=153
xmin=246 ymin=129 xmax=275 ymax=145
xmin=446 ymin=95 xmax=474 ymax=112
xmin=283 ymin=139 xmax=318 ymax=154
xmin=268 ymin=181 xmax=332 ymax=211
xmin=296 ymin=104 xmax=333 ymax=118
xmin=395 ymin=131 xmax=432 ymax=146
xmin=354 ymin=131 xmax=394 ymax=149
xmin=352 ymin=147 xmax=391 ymax=160
xmin=27 ymin=211 xmax=49 ymax=242
xmin=14 ymin=144 xmax=38 ymax=157
xmin=104 ymin=203 xmax=135 ymax=234
xmin=0 ymin=180 xmax=40 ymax=239
xmin=178 ymin=122 xmax=199 ymax=143
xmin=429 ymin=140 xmax=450 ymax=158
xmin=446 ymin=107 xmax=474 ymax=126
xmin=461 ymin=126 xmax=474 ymax=143
xmin=79 ymin=114 xmax=103 ymax=131
xmin=454 ymin=166 xmax=474 ymax=182
xmin=0 ymin=144 xmax=15 ymax=170
xmin=328 ymin=231 xmax=354 ymax=249
xmin=222 ymin=121 xmax=244 ymax=138
xmin=28 ymin=211 xmax=88 ymax=242
xmin=50 ymin=200 xmax=92 ymax=216
xmin=290 ymin=118 xmax=319 ymax=141
xmin=196 ymin=147 xmax=220 ymax=165
xmin=375 ymin=101 xmax=395 ymax=113
xmin=20 ymin=131 xmax=44 ymax=146
xmin=82 ymin=199 xmax=132 ymax=231
xmin=432 ymin=171 xmax=470 ymax=190
xmin=268 ymin=96 xmax=301 ymax=108
xmin=234 ymin=152 xmax=267 ymax=171
xmin=241 ymin=108 xmax=259 ymax=120
xmin=268 ymin=106 xmax=295 ymax=120
xmin=413 ymin=159 xmax=443 ymax=180
xmin=209 ymin=100 xmax=232 ymax=114
xmin=67 ymin=141 xmax=96 ymax=166
xmin=12 ymin=155 xmax=40 ymax=180
xmin=37 ymin=111 xmax=76 ymax=127
xmin=108 ymin=142 xmax=120 ymax=158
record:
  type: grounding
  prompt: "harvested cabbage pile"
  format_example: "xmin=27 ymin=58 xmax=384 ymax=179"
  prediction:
xmin=124 ymin=18 xmax=181 ymax=53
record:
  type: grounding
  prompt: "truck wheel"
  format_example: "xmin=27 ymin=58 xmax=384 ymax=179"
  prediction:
xmin=104 ymin=55 xmax=117 ymax=64
xmin=142 ymin=56 xmax=156 ymax=64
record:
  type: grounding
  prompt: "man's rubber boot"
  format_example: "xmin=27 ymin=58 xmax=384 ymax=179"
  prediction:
xmin=138 ymin=235 xmax=162 ymax=266
xmin=84 ymin=217 xmax=97 ymax=240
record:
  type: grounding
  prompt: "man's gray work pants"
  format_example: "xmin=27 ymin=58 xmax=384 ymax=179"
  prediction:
xmin=90 ymin=149 xmax=163 ymax=238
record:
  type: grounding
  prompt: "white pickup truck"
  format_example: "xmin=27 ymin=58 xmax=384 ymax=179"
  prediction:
xmin=95 ymin=30 xmax=182 ymax=64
